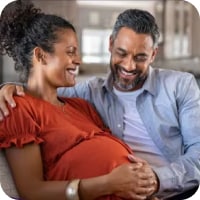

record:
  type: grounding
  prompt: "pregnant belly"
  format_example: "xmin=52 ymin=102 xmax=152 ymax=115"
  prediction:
xmin=48 ymin=134 xmax=132 ymax=180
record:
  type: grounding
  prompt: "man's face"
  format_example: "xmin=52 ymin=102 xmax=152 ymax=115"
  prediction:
xmin=109 ymin=27 xmax=158 ymax=91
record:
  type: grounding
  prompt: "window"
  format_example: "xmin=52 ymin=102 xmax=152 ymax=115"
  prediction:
xmin=82 ymin=29 xmax=112 ymax=64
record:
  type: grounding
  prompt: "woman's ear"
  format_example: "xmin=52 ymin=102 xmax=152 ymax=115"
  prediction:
xmin=33 ymin=47 xmax=47 ymax=65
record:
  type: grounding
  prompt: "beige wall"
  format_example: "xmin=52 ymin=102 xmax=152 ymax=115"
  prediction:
xmin=191 ymin=5 xmax=200 ymax=57
xmin=1 ymin=0 xmax=200 ymax=83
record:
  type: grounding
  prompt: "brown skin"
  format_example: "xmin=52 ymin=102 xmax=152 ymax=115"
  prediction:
xmin=109 ymin=27 xmax=158 ymax=92
xmin=0 ymin=28 xmax=157 ymax=113
xmin=107 ymin=27 xmax=159 ymax=196
xmin=28 ymin=28 xmax=80 ymax=104
xmin=6 ymin=144 xmax=156 ymax=200
xmin=2 ymin=28 xmax=158 ymax=200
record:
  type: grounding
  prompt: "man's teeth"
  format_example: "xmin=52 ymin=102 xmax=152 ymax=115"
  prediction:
xmin=121 ymin=70 xmax=135 ymax=76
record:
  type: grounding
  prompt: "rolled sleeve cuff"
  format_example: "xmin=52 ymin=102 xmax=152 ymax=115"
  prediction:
xmin=153 ymin=166 xmax=178 ymax=198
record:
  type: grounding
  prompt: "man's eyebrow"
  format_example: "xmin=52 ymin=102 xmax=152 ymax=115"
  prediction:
xmin=135 ymin=53 xmax=148 ymax=57
xmin=116 ymin=47 xmax=127 ymax=53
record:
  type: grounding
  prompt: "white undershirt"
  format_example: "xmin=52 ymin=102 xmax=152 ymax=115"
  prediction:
xmin=114 ymin=88 xmax=168 ymax=167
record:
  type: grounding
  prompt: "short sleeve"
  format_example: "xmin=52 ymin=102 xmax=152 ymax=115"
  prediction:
xmin=0 ymin=96 xmax=44 ymax=148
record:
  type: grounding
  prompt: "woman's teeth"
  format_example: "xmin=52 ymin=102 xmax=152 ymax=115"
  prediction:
xmin=68 ymin=66 xmax=79 ymax=75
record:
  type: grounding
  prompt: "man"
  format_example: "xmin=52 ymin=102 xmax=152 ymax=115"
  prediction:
xmin=0 ymin=9 xmax=200 ymax=199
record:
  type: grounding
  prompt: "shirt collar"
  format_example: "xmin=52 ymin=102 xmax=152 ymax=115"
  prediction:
xmin=103 ymin=72 xmax=114 ymax=93
xmin=142 ymin=66 xmax=157 ymax=96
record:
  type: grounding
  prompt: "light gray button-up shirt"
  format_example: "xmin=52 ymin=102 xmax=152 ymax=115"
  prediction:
xmin=58 ymin=66 xmax=200 ymax=199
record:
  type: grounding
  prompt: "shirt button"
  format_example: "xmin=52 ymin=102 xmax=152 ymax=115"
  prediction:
xmin=117 ymin=124 xmax=121 ymax=128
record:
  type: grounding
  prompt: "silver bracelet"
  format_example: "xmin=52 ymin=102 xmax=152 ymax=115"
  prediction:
xmin=65 ymin=179 xmax=80 ymax=200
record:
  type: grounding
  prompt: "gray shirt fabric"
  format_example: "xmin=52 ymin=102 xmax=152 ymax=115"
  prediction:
xmin=58 ymin=66 xmax=200 ymax=199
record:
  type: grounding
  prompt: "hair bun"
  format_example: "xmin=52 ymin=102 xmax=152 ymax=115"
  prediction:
xmin=0 ymin=0 xmax=41 ymax=46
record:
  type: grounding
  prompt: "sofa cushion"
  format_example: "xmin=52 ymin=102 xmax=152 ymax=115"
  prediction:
xmin=0 ymin=150 xmax=19 ymax=198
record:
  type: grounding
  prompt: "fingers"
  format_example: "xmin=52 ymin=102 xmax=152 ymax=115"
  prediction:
xmin=119 ymin=193 xmax=147 ymax=200
xmin=136 ymin=176 xmax=156 ymax=189
xmin=16 ymin=85 xmax=25 ymax=96
xmin=133 ymin=186 xmax=155 ymax=196
xmin=130 ymin=181 xmax=158 ymax=198
xmin=130 ymin=162 xmax=143 ymax=170
xmin=128 ymin=154 xmax=148 ymax=164
xmin=0 ymin=97 xmax=9 ymax=120
xmin=5 ymin=85 xmax=24 ymax=107
xmin=0 ymin=91 xmax=13 ymax=119
xmin=129 ymin=164 xmax=159 ymax=197
xmin=136 ymin=169 xmax=155 ymax=179
xmin=0 ymin=84 xmax=23 ymax=120
xmin=129 ymin=193 xmax=148 ymax=200
xmin=135 ymin=167 xmax=159 ymax=195
xmin=116 ymin=186 xmax=156 ymax=200
xmin=109 ymin=163 xmax=158 ymax=200
xmin=0 ymin=110 xmax=4 ymax=121
xmin=149 ymin=197 xmax=160 ymax=200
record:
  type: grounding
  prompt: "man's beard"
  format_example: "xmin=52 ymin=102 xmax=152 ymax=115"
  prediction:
xmin=111 ymin=64 xmax=146 ymax=91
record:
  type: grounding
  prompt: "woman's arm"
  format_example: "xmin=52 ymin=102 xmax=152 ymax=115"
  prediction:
xmin=6 ymin=143 xmax=156 ymax=200
xmin=6 ymin=143 xmax=68 ymax=200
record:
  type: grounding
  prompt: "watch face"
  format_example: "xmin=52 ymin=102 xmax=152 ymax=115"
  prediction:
xmin=65 ymin=179 xmax=80 ymax=200
xmin=67 ymin=187 xmax=76 ymax=195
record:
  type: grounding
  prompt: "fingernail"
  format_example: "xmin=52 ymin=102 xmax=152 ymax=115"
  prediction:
xmin=4 ymin=111 xmax=8 ymax=116
xmin=18 ymin=91 xmax=24 ymax=96
xmin=10 ymin=103 xmax=16 ymax=108
xmin=151 ymin=180 xmax=156 ymax=185
xmin=137 ymin=162 xmax=143 ymax=168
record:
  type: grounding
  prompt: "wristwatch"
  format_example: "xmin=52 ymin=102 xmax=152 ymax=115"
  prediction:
xmin=65 ymin=179 xmax=80 ymax=200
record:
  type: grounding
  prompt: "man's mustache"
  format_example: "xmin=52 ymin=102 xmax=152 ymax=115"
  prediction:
xmin=115 ymin=64 xmax=140 ymax=74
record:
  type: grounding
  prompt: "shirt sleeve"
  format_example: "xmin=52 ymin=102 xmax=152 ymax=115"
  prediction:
xmin=154 ymin=73 xmax=200 ymax=198
xmin=0 ymin=96 xmax=44 ymax=148
xmin=57 ymin=78 xmax=93 ymax=103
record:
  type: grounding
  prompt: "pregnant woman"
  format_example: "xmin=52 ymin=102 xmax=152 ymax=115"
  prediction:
xmin=0 ymin=1 xmax=157 ymax=200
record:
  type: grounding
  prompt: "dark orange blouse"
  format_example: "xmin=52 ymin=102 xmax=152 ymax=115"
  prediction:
xmin=0 ymin=94 xmax=133 ymax=199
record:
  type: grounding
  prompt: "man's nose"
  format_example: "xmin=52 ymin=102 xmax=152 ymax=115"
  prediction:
xmin=123 ymin=58 xmax=136 ymax=71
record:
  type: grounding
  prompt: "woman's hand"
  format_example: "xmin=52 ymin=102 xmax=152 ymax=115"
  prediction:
xmin=107 ymin=162 xmax=157 ymax=200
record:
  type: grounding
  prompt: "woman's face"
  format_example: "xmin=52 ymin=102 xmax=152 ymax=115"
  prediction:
xmin=43 ymin=28 xmax=81 ymax=88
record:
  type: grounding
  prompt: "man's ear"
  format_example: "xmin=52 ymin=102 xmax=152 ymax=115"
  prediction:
xmin=150 ymin=47 xmax=158 ymax=63
xmin=109 ymin=35 xmax=114 ymax=52
xmin=33 ymin=47 xmax=47 ymax=65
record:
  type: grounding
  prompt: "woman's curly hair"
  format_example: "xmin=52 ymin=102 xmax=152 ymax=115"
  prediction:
xmin=0 ymin=0 xmax=75 ymax=82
